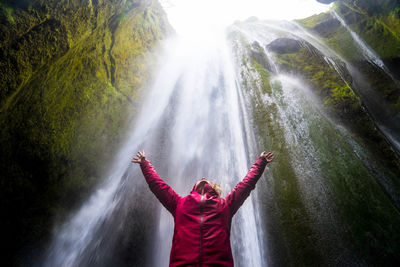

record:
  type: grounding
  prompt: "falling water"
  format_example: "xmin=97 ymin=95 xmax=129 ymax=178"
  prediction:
xmin=142 ymin=32 xmax=268 ymax=266
xmin=41 ymin=11 xmax=400 ymax=267
xmin=42 ymin=27 xmax=268 ymax=266
xmin=330 ymin=10 xmax=387 ymax=70
xmin=331 ymin=9 xmax=400 ymax=89
xmin=330 ymin=9 xmax=400 ymax=154
xmin=229 ymin=19 xmax=400 ymax=264
xmin=234 ymin=16 xmax=400 ymax=155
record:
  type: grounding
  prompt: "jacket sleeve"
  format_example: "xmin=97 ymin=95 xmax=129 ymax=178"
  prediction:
xmin=225 ymin=156 xmax=268 ymax=216
xmin=140 ymin=160 xmax=180 ymax=216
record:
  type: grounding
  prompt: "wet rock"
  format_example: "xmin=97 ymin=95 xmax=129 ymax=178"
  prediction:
xmin=312 ymin=18 xmax=341 ymax=38
xmin=250 ymin=41 xmax=273 ymax=72
xmin=385 ymin=57 xmax=400 ymax=80
xmin=266 ymin=38 xmax=302 ymax=54
xmin=0 ymin=0 xmax=171 ymax=265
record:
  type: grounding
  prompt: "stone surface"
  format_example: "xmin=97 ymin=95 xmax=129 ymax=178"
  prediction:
xmin=266 ymin=38 xmax=302 ymax=54
xmin=0 ymin=0 xmax=170 ymax=265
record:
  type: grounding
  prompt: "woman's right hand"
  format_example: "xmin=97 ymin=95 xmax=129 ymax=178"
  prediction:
xmin=132 ymin=150 xmax=146 ymax=164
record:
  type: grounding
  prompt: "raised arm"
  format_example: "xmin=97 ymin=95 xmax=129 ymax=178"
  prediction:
xmin=225 ymin=152 xmax=273 ymax=216
xmin=132 ymin=151 xmax=180 ymax=216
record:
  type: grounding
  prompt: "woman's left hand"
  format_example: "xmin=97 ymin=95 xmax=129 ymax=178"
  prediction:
xmin=260 ymin=151 xmax=274 ymax=163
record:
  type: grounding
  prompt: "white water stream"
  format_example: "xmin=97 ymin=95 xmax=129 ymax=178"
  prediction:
xmin=43 ymin=29 xmax=268 ymax=266
xmin=41 ymin=6 xmax=400 ymax=267
xmin=330 ymin=10 xmax=387 ymax=70
xmin=330 ymin=9 xmax=400 ymax=154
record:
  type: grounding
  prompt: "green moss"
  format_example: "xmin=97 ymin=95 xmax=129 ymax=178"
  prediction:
xmin=0 ymin=2 xmax=14 ymax=22
xmin=356 ymin=18 xmax=400 ymax=59
xmin=275 ymin=46 xmax=363 ymax=112
xmin=307 ymin=118 xmax=400 ymax=266
xmin=235 ymin=43 xmax=324 ymax=265
xmin=0 ymin=0 xmax=170 ymax=264
xmin=5 ymin=6 xmax=13 ymax=22
xmin=275 ymin=45 xmax=400 ymax=173
xmin=326 ymin=30 xmax=362 ymax=60
xmin=299 ymin=1 xmax=400 ymax=61
xmin=231 ymin=10 xmax=400 ymax=265
xmin=335 ymin=2 xmax=400 ymax=59
xmin=240 ymin=38 xmax=400 ymax=264
xmin=252 ymin=60 xmax=272 ymax=95
xmin=299 ymin=4 xmax=400 ymax=112
xmin=297 ymin=12 xmax=331 ymax=29
xmin=251 ymin=85 xmax=324 ymax=266
xmin=271 ymin=80 xmax=282 ymax=93
xmin=298 ymin=12 xmax=363 ymax=61
xmin=324 ymin=84 xmax=358 ymax=107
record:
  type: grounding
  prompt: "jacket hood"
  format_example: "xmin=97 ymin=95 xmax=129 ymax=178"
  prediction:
xmin=190 ymin=179 xmax=219 ymax=198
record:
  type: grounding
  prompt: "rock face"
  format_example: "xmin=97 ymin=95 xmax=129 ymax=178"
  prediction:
xmin=232 ymin=15 xmax=400 ymax=265
xmin=316 ymin=0 xmax=400 ymax=15
xmin=300 ymin=1 xmax=400 ymax=113
xmin=266 ymin=38 xmax=302 ymax=54
xmin=312 ymin=18 xmax=341 ymax=37
xmin=250 ymin=41 xmax=274 ymax=72
xmin=0 ymin=0 xmax=170 ymax=265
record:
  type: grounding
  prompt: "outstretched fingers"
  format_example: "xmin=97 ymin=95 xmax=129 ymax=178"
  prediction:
xmin=266 ymin=152 xmax=274 ymax=163
xmin=260 ymin=151 xmax=274 ymax=163
xmin=132 ymin=150 xmax=146 ymax=164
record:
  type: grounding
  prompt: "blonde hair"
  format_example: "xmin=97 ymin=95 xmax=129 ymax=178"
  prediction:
xmin=210 ymin=182 xmax=222 ymax=197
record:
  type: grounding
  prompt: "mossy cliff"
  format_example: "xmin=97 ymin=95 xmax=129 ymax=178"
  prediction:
xmin=0 ymin=0 xmax=170 ymax=265
xmin=270 ymin=39 xmax=400 ymax=173
xmin=229 ymin=19 xmax=400 ymax=265
xmin=301 ymin=0 xmax=400 ymax=110
xmin=309 ymin=0 xmax=400 ymax=61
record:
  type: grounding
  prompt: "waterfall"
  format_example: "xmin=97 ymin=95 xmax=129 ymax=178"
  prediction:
xmin=330 ymin=10 xmax=388 ymax=70
xmin=330 ymin=9 xmax=400 ymax=154
xmin=142 ymin=32 xmax=268 ymax=266
xmin=41 ymin=12 xmax=400 ymax=267
xmin=229 ymin=19 xmax=400 ymax=265
xmin=42 ymin=29 xmax=268 ymax=266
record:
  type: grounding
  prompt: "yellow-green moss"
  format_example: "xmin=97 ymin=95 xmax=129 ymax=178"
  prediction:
xmin=299 ymin=4 xmax=400 ymax=113
xmin=334 ymin=1 xmax=400 ymax=59
xmin=0 ymin=0 xmax=170 ymax=264
xmin=237 ymin=45 xmax=324 ymax=265
xmin=239 ymin=37 xmax=400 ymax=265
xmin=275 ymin=47 xmax=361 ymax=111
xmin=297 ymin=12 xmax=331 ymax=29
xmin=308 ymin=118 xmax=400 ymax=266
xmin=297 ymin=11 xmax=359 ymax=61
xmin=323 ymin=84 xmax=359 ymax=108
xmin=252 ymin=60 xmax=272 ymax=95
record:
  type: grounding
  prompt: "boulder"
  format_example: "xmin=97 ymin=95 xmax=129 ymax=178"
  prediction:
xmin=266 ymin=38 xmax=302 ymax=54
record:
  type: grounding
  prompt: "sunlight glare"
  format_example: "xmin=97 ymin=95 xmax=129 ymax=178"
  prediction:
xmin=160 ymin=0 xmax=331 ymax=35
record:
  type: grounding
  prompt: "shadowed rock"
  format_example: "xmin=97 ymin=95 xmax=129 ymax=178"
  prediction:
xmin=266 ymin=38 xmax=302 ymax=54
xmin=250 ymin=41 xmax=274 ymax=72
xmin=313 ymin=18 xmax=341 ymax=38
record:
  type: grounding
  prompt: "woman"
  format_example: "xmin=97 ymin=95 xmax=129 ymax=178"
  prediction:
xmin=132 ymin=150 xmax=274 ymax=266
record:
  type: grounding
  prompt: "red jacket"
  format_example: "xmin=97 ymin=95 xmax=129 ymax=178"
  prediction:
xmin=140 ymin=156 xmax=267 ymax=267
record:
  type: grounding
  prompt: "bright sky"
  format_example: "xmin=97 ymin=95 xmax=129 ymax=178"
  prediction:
xmin=160 ymin=0 xmax=332 ymax=35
